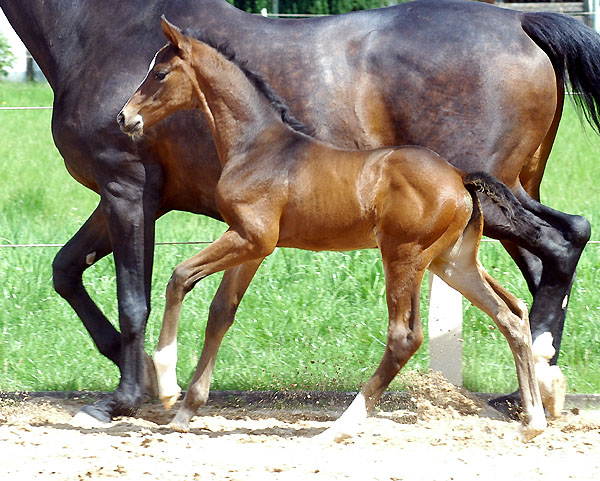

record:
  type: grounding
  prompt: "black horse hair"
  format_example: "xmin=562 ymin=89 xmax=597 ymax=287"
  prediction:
xmin=522 ymin=12 xmax=600 ymax=135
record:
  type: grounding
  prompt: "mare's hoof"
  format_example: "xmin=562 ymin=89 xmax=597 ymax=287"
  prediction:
xmin=487 ymin=393 xmax=522 ymax=421
xmin=72 ymin=404 xmax=112 ymax=428
xmin=72 ymin=396 xmax=139 ymax=428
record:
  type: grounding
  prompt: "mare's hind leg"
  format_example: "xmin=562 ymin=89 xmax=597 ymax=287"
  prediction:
xmin=429 ymin=223 xmax=546 ymax=441
xmin=156 ymin=259 xmax=263 ymax=431
xmin=481 ymin=191 xmax=589 ymax=416
xmin=496 ymin=194 xmax=590 ymax=362
xmin=321 ymin=244 xmax=426 ymax=442
xmin=52 ymin=207 xmax=118 ymax=363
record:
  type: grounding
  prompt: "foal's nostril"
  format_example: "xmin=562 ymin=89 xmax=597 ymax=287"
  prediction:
xmin=116 ymin=111 xmax=125 ymax=126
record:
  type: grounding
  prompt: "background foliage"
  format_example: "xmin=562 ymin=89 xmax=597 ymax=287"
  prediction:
xmin=229 ymin=0 xmax=398 ymax=15
xmin=0 ymin=33 xmax=15 ymax=77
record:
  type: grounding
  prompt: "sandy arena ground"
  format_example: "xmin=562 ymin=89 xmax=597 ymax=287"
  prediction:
xmin=1 ymin=374 xmax=599 ymax=481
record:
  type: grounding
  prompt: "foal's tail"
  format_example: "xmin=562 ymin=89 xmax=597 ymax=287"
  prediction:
xmin=463 ymin=172 xmax=541 ymax=242
xmin=521 ymin=12 xmax=600 ymax=134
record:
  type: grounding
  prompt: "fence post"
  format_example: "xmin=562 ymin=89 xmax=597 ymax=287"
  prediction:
xmin=428 ymin=274 xmax=463 ymax=386
xmin=586 ymin=0 xmax=600 ymax=31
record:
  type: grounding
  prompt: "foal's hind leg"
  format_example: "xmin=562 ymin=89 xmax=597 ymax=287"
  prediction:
xmin=429 ymin=227 xmax=546 ymax=440
xmin=482 ymin=191 xmax=588 ymax=417
xmin=321 ymin=245 xmax=426 ymax=442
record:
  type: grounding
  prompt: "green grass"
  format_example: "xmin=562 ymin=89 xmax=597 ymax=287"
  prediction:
xmin=0 ymin=82 xmax=599 ymax=395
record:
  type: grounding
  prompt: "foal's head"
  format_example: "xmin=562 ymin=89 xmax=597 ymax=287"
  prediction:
xmin=118 ymin=18 xmax=200 ymax=141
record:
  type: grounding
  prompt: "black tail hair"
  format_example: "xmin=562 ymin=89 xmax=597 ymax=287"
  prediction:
xmin=464 ymin=172 xmax=541 ymax=242
xmin=521 ymin=12 xmax=600 ymax=134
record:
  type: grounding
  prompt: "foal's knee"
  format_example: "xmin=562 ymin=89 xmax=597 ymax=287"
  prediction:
xmin=167 ymin=264 xmax=196 ymax=297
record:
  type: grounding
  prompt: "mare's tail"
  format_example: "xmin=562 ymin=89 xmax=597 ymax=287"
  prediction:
xmin=463 ymin=172 xmax=540 ymax=241
xmin=521 ymin=12 xmax=600 ymax=134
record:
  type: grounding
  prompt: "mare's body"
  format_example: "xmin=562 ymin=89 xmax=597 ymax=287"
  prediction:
xmin=119 ymin=20 xmax=547 ymax=440
xmin=2 ymin=0 xmax=598 ymax=420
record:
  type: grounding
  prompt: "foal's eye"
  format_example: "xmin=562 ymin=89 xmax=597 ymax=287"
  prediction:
xmin=154 ymin=71 xmax=167 ymax=81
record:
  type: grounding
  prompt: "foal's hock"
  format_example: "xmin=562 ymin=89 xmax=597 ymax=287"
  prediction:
xmin=118 ymin=18 xmax=547 ymax=441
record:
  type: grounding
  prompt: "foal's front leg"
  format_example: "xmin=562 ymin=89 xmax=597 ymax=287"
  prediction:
xmin=157 ymin=227 xmax=275 ymax=431
xmin=154 ymin=259 xmax=263 ymax=412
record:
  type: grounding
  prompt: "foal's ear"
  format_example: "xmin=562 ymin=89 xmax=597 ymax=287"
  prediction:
xmin=161 ymin=16 xmax=190 ymax=55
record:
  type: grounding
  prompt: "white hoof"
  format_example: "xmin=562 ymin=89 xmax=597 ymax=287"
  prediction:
xmin=315 ymin=425 xmax=356 ymax=444
xmin=168 ymin=406 xmax=194 ymax=433
xmin=160 ymin=390 xmax=182 ymax=411
xmin=520 ymin=416 xmax=547 ymax=442
xmin=71 ymin=410 xmax=112 ymax=429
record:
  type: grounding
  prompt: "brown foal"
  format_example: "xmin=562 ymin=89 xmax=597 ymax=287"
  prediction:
xmin=118 ymin=18 xmax=546 ymax=441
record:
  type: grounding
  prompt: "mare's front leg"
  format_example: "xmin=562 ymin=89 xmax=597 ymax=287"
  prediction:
xmin=321 ymin=242 xmax=426 ymax=442
xmin=75 ymin=160 xmax=163 ymax=423
xmin=154 ymin=259 xmax=263 ymax=413
xmin=53 ymin=206 xmax=158 ymax=397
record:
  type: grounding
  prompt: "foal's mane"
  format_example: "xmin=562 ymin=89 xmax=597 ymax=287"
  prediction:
xmin=182 ymin=28 xmax=315 ymax=137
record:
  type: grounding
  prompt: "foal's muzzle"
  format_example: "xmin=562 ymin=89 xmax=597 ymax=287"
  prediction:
xmin=117 ymin=110 xmax=144 ymax=140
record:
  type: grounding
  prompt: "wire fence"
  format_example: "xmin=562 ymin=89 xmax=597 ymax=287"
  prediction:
xmin=2 ymin=102 xmax=600 ymax=249
xmin=1 ymin=239 xmax=599 ymax=249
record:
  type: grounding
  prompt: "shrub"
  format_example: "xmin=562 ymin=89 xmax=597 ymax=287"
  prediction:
xmin=0 ymin=33 xmax=15 ymax=77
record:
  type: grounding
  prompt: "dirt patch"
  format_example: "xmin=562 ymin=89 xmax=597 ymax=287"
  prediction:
xmin=1 ymin=373 xmax=599 ymax=480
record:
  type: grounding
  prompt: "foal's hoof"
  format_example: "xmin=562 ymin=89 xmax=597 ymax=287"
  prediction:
xmin=520 ymin=417 xmax=547 ymax=442
xmin=168 ymin=420 xmax=191 ymax=433
xmin=316 ymin=429 xmax=351 ymax=444
xmin=160 ymin=391 xmax=182 ymax=411
xmin=487 ymin=392 xmax=522 ymax=421
xmin=168 ymin=407 xmax=194 ymax=433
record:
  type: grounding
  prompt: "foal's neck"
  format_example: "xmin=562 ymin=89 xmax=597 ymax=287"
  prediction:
xmin=190 ymin=41 xmax=293 ymax=166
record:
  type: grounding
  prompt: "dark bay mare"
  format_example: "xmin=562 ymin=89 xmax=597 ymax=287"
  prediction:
xmin=119 ymin=18 xmax=548 ymax=441
xmin=2 ymin=0 xmax=600 ymax=422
